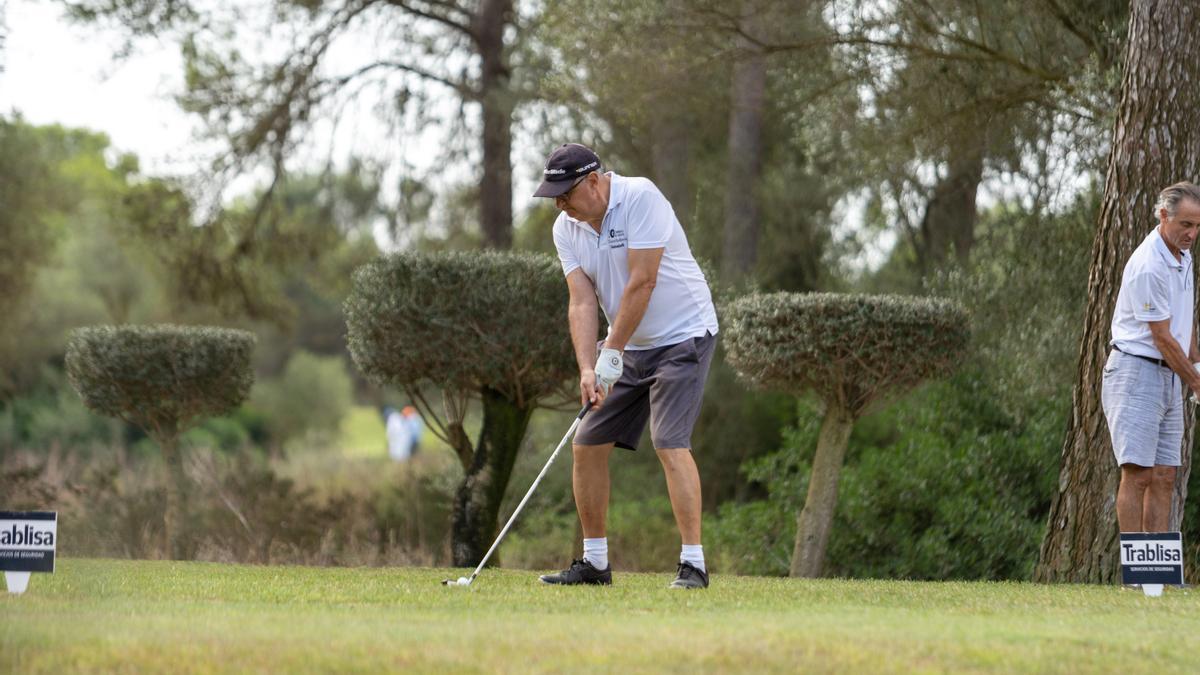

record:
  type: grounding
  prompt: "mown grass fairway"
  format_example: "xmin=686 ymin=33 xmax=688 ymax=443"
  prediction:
xmin=2 ymin=559 xmax=1198 ymax=673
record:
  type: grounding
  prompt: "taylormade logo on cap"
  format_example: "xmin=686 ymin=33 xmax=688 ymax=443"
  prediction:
xmin=533 ymin=143 xmax=603 ymax=198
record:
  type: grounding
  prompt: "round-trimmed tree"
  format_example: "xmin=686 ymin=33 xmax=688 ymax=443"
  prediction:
xmin=66 ymin=325 xmax=256 ymax=559
xmin=725 ymin=293 xmax=969 ymax=577
xmin=345 ymin=251 xmax=576 ymax=566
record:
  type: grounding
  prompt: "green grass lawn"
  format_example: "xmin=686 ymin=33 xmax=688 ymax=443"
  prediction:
xmin=2 ymin=559 xmax=1198 ymax=673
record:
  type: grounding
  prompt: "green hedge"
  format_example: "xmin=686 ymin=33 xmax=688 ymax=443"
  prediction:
xmin=65 ymin=325 xmax=256 ymax=439
xmin=345 ymin=251 xmax=575 ymax=403
xmin=724 ymin=293 xmax=969 ymax=415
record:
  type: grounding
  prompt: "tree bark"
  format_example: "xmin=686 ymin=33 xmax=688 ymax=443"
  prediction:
xmin=449 ymin=387 xmax=534 ymax=566
xmin=159 ymin=433 xmax=189 ymax=560
xmin=790 ymin=403 xmax=855 ymax=578
xmin=475 ymin=0 xmax=514 ymax=249
xmin=650 ymin=110 xmax=692 ymax=230
xmin=721 ymin=31 xmax=768 ymax=282
xmin=1034 ymin=0 xmax=1200 ymax=584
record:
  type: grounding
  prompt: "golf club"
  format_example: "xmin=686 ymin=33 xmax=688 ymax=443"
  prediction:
xmin=442 ymin=401 xmax=591 ymax=587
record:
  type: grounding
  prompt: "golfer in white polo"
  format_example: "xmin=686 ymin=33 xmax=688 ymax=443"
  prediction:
xmin=1104 ymin=181 xmax=1200 ymax=533
xmin=532 ymin=143 xmax=719 ymax=589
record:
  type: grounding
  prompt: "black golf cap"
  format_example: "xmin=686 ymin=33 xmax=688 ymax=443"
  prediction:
xmin=533 ymin=143 xmax=602 ymax=198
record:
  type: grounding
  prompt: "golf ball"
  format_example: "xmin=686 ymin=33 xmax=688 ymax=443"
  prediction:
xmin=457 ymin=577 xmax=469 ymax=585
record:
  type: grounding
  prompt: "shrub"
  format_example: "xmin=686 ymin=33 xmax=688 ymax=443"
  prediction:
xmin=724 ymin=293 xmax=968 ymax=577
xmin=65 ymin=324 xmax=256 ymax=557
xmin=345 ymin=251 xmax=576 ymax=565
xmin=710 ymin=376 xmax=1060 ymax=580
xmin=725 ymin=293 xmax=969 ymax=415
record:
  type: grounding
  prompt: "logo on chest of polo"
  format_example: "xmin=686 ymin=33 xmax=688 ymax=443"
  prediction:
xmin=604 ymin=228 xmax=627 ymax=249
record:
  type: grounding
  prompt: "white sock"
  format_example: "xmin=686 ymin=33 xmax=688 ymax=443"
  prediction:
xmin=583 ymin=538 xmax=608 ymax=570
xmin=681 ymin=544 xmax=705 ymax=573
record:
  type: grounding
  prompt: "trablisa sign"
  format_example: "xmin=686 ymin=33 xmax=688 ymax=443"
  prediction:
xmin=0 ymin=511 xmax=57 ymax=573
xmin=1120 ymin=532 xmax=1183 ymax=586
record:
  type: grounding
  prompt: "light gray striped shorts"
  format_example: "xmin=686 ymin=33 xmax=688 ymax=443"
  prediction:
xmin=1100 ymin=349 xmax=1183 ymax=468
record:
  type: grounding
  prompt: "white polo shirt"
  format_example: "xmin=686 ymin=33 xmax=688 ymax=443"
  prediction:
xmin=1111 ymin=227 xmax=1194 ymax=359
xmin=552 ymin=173 xmax=719 ymax=350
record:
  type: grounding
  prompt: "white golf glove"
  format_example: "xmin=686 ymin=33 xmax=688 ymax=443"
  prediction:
xmin=594 ymin=348 xmax=624 ymax=396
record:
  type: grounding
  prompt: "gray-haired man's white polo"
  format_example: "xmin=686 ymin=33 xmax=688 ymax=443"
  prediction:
xmin=1110 ymin=228 xmax=1193 ymax=358
xmin=1103 ymin=227 xmax=1194 ymax=468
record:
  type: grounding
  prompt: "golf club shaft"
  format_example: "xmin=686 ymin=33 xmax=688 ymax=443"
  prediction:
xmin=468 ymin=403 xmax=591 ymax=582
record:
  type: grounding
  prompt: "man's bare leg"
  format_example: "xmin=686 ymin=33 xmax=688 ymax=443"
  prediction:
xmin=573 ymin=442 xmax=614 ymax=538
xmin=1117 ymin=464 xmax=1153 ymax=532
xmin=657 ymin=448 xmax=702 ymax=545
xmin=1142 ymin=465 xmax=1178 ymax=532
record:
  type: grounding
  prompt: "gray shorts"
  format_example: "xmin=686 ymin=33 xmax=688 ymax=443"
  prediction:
xmin=575 ymin=332 xmax=716 ymax=451
xmin=1101 ymin=349 xmax=1184 ymax=468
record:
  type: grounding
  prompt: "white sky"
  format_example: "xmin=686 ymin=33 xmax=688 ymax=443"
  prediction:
xmin=1 ymin=0 xmax=202 ymax=176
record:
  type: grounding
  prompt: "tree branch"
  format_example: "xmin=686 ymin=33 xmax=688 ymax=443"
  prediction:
xmin=331 ymin=60 xmax=477 ymax=100
xmin=406 ymin=385 xmax=452 ymax=445
xmin=381 ymin=0 xmax=475 ymax=39
xmin=1040 ymin=0 xmax=1099 ymax=55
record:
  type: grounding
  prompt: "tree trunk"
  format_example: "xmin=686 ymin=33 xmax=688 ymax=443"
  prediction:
xmin=649 ymin=109 xmax=692 ymax=229
xmin=790 ymin=403 xmax=855 ymax=578
xmin=721 ymin=31 xmax=767 ymax=282
xmin=475 ymin=0 xmax=514 ymax=250
xmin=645 ymin=0 xmax=693 ymax=229
xmin=449 ymin=387 xmax=534 ymax=566
xmin=159 ymin=433 xmax=189 ymax=560
xmin=916 ymin=139 xmax=985 ymax=272
xmin=1034 ymin=0 xmax=1200 ymax=584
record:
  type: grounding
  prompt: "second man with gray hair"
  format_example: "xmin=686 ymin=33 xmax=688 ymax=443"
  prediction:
xmin=1103 ymin=181 xmax=1200 ymax=534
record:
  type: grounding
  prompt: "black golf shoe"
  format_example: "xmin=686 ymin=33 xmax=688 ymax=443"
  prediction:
xmin=669 ymin=561 xmax=709 ymax=589
xmin=539 ymin=558 xmax=612 ymax=585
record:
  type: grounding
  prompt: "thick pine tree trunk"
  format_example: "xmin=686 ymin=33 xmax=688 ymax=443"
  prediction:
xmin=449 ymin=387 xmax=534 ymax=566
xmin=790 ymin=403 xmax=855 ymax=578
xmin=475 ymin=0 xmax=514 ymax=250
xmin=721 ymin=31 xmax=767 ymax=282
xmin=1034 ymin=0 xmax=1200 ymax=583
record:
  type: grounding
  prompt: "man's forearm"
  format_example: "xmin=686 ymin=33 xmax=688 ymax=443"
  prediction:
xmin=604 ymin=282 xmax=654 ymax=351
xmin=569 ymin=300 xmax=600 ymax=372
xmin=1155 ymin=336 xmax=1200 ymax=390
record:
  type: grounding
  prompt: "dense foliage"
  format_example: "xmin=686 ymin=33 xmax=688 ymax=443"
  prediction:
xmin=725 ymin=293 xmax=970 ymax=416
xmin=709 ymin=377 xmax=1061 ymax=579
xmin=250 ymin=350 xmax=353 ymax=451
xmin=345 ymin=251 xmax=575 ymax=406
xmin=65 ymin=325 xmax=256 ymax=440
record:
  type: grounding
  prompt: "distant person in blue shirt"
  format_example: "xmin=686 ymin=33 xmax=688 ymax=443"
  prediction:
xmin=383 ymin=406 xmax=422 ymax=462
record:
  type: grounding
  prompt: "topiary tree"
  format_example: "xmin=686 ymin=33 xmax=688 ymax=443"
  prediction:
xmin=725 ymin=293 xmax=968 ymax=578
xmin=345 ymin=251 xmax=576 ymax=566
xmin=66 ymin=325 xmax=256 ymax=559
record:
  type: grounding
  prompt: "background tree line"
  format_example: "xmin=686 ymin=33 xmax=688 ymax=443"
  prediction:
xmin=4 ymin=0 xmax=1198 ymax=580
